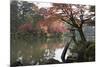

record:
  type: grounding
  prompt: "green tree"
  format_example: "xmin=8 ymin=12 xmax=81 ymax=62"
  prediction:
xmin=10 ymin=0 xmax=19 ymax=33
xmin=11 ymin=1 xmax=43 ymax=33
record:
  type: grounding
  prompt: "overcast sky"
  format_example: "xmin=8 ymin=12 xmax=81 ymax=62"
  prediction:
xmin=17 ymin=0 xmax=95 ymax=5
xmin=34 ymin=2 xmax=52 ymax=8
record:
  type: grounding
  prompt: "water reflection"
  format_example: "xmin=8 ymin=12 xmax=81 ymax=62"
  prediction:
xmin=11 ymin=26 xmax=95 ymax=66
xmin=11 ymin=37 xmax=67 ymax=65
xmin=54 ymin=48 xmax=64 ymax=62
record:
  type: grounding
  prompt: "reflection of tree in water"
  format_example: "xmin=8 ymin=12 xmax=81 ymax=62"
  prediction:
xmin=43 ymin=48 xmax=55 ymax=59
xmin=11 ymin=37 xmax=65 ymax=66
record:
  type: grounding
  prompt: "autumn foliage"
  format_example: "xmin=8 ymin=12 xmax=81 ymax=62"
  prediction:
xmin=18 ymin=22 xmax=33 ymax=32
xmin=36 ymin=17 xmax=68 ymax=34
xmin=18 ymin=14 xmax=69 ymax=35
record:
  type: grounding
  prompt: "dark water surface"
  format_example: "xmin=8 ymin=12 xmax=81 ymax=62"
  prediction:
xmin=11 ymin=36 xmax=72 ymax=65
xmin=11 ymin=26 xmax=95 ymax=66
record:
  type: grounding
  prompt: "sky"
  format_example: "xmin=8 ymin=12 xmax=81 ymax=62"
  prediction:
xmin=18 ymin=0 xmax=53 ymax=8
xmin=34 ymin=2 xmax=52 ymax=8
xmin=17 ymin=0 xmax=95 ymax=5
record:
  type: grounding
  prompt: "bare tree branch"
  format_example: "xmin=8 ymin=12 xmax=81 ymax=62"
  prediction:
xmin=61 ymin=18 xmax=77 ymax=27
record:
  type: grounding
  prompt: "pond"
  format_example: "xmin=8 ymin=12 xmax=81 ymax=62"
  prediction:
xmin=11 ymin=35 xmax=72 ymax=66
xmin=10 ymin=26 xmax=95 ymax=66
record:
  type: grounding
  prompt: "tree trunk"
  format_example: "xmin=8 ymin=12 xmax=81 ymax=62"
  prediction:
xmin=77 ymin=27 xmax=87 ymax=62
xmin=77 ymin=28 xmax=87 ymax=42
xmin=61 ymin=38 xmax=73 ymax=63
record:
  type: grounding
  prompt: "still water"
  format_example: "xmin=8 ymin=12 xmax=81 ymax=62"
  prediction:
xmin=11 ymin=36 xmax=72 ymax=65
xmin=11 ymin=26 xmax=95 ymax=65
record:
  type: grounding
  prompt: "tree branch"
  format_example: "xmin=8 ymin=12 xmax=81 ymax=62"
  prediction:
xmin=61 ymin=18 xmax=77 ymax=27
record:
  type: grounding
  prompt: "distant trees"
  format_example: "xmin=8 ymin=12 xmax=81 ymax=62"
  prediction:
xmin=10 ymin=1 xmax=19 ymax=33
xmin=11 ymin=1 xmax=95 ymax=40
xmin=10 ymin=1 xmax=43 ymax=33
xmin=36 ymin=15 xmax=68 ymax=36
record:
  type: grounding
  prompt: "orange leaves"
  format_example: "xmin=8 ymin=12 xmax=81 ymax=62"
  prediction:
xmin=36 ymin=15 xmax=68 ymax=34
xmin=18 ymin=22 xmax=33 ymax=32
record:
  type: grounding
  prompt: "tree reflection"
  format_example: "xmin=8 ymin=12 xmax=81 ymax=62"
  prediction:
xmin=11 ymin=37 xmax=65 ymax=66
